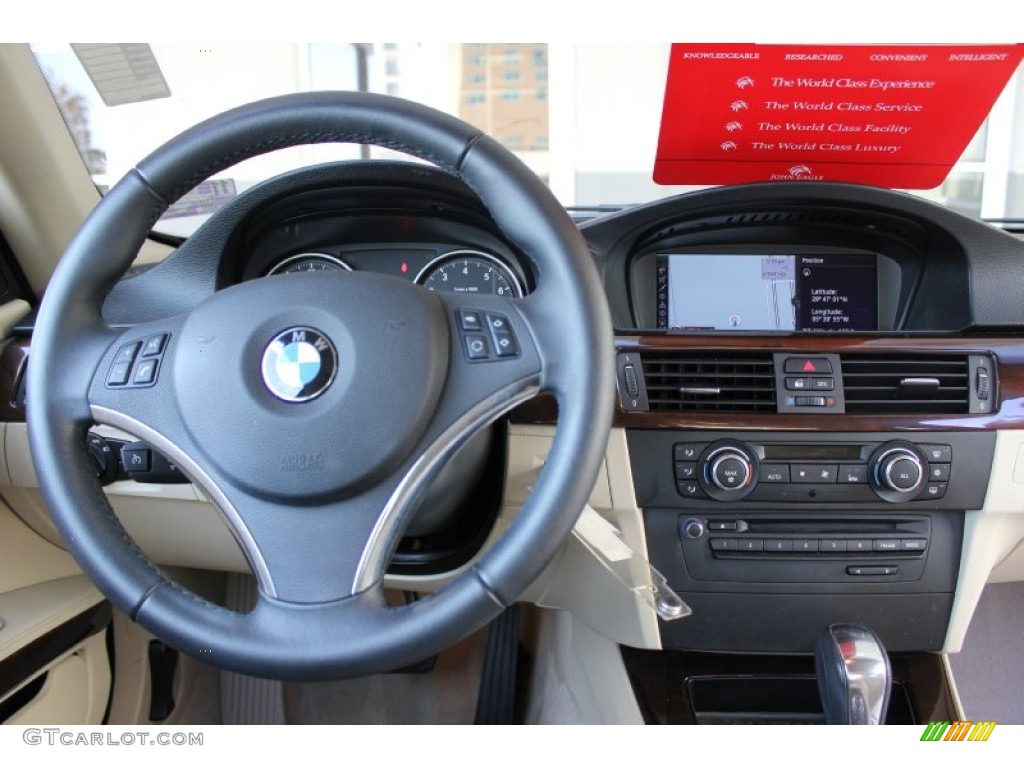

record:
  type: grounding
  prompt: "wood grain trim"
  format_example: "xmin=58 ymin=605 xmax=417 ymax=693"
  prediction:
xmin=0 ymin=338 xmax=28 ymax=422
xmin=511 ymin=335 xmax=1024 ymax=430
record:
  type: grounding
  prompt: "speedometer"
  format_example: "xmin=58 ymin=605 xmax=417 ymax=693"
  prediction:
xmin=267 ymin=252 xmax=352 ymax=275
xmin=415 ymin=250 xmax=523 ymax=297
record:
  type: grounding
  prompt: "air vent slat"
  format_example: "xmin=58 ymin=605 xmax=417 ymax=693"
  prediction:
xmin=640 ymin=352 xmax=776 ymax=413
xmin=840 ymin=354 xmax=970 ymax=415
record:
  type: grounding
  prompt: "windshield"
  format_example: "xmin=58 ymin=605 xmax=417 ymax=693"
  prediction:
xmin=32 ymin=43 xmax=1024 ymax=237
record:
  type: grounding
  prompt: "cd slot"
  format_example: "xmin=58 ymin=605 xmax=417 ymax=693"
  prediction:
xmin=737 ymin=518 xmax=928 ymax=536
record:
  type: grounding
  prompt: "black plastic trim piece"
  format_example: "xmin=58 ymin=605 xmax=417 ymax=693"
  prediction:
xmin=0 ymin=673 xmax=47 ymax=723
xmin=0 ymin=227 xmax=39 ymax=307
xmin=0 ymin=601 xmax=112 ymax=703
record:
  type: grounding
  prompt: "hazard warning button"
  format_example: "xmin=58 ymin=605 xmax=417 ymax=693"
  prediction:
xmin=784 ymin=357 xmax=833 ymax=374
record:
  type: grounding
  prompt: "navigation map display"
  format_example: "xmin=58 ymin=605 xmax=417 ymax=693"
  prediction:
xmin=655 ymin=253 xmax=877 ymax=332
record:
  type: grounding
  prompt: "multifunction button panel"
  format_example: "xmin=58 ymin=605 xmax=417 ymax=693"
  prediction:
xmin=673 ymin=438 xmax=951 ymax=504
xmin=457 ymin=310 xmax=520 ymax=362
xmin=106 ymin=333 xmax=169 ymax=388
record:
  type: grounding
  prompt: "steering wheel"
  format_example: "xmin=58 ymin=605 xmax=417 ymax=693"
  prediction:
xmin=26 ymin=92 xmax=615 ymax=679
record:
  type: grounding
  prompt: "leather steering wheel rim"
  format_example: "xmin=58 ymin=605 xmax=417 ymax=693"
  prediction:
xmin=26 ymin=91 xmax=615 ymax=680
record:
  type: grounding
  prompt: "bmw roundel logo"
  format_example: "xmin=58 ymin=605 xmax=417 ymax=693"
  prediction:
xmin=261 ymin=327 xmax=338 ymax=403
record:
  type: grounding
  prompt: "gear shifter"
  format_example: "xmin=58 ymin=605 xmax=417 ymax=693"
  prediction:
xmin=814 ymin=624 xmax=892 ymax=725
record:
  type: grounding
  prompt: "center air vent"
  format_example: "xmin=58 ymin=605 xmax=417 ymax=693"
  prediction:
xmin=840 ymin=355 xmax=971 ymax=414
xmin=640 ymin=352 xmax=777 ymax=412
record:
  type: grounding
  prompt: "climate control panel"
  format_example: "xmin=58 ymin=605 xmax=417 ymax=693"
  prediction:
xmin=633 ymin=430 xmax=993 ymax=511
xmin=674 ymin=437 xmax=951 ymax=504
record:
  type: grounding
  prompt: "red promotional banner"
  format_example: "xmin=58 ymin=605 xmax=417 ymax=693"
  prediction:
xmin=654 ymin=44 xmax=1024 ymax=188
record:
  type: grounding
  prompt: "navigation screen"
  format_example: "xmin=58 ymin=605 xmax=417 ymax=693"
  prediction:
xmin=656 ymin=254 xmax=877 ymax=332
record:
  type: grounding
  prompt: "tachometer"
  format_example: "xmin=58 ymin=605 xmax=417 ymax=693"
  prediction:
xmin=415 ymin=250 xmax=523 ymax=297
xmin=268 ymin=252 xmax=352 ymax=275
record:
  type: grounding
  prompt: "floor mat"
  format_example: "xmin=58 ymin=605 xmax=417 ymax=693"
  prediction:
xmin=948 ymin=582 xmax=1024 ymax=724
xmin=283 ymin=631 xmax=485 ymax=725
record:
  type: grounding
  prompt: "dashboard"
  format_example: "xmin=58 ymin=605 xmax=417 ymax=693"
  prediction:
xmin=9 ymin=160 xmax=1024 ymax=658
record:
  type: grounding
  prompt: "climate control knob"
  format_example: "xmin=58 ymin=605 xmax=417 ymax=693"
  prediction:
xmin=710 ymin=451 xmax=753 ymax=491
xmin=700 ymin=441 xmax=759 ymax=501
xmin=869 ymin=442 xmax=927 ymax=502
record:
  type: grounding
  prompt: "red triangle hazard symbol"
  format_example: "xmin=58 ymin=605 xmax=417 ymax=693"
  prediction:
xmin=802 ymin=360 xmax=816 ymax=372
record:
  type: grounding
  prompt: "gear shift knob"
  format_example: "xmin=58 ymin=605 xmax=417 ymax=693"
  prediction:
xmin=815 ymin=623 xmax=892 ymax=725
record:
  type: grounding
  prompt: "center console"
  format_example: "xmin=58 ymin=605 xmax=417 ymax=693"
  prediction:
xmin=628 ymin=429 xmax=995 ymax=653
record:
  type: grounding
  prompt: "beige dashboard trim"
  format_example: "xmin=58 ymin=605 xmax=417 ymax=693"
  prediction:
xmin=0 ymin=575 xmax=101 ymax=662
xmin=944 ymin=429 xmax=1024 ymax=652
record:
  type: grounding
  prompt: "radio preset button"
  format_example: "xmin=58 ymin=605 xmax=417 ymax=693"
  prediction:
xmin=764 ymin=539 xmax=794 ymax=552
xmin=848 ymin=539 xmax=873 ymax=553
xmin=793 ymin=539 xmax=819 ymax=553
xmin=819 ymin=539 xmax=847 ymax=553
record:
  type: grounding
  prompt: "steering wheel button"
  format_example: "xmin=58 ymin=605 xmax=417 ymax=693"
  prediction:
xmin=133 ymin=359 xmax=158 ymax=384
xmin=114 ymin=341 xmax=141 ymax=365
xmin=492 ymin=331 xmax=519 ymax=357
xmin=458 ymin=310 xmax=483 ymax=332
xmin=486 ymin=313 xmax=509 ymax=332
xmin=463 ymin=334 xmax=490 ymax=360
xmin=106 ymin=361 xmax=131 ymax=386
xmin=141 ymin=333 xmax=168 ymax=357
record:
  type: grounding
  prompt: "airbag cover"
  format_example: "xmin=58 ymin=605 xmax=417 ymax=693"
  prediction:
xmin=173 ymin=272 xmax=448 ymax=500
